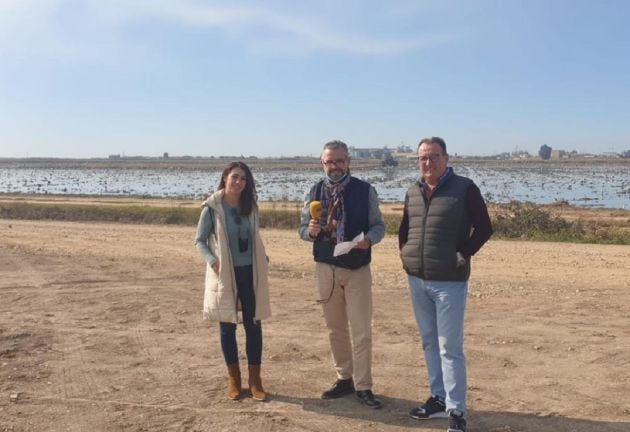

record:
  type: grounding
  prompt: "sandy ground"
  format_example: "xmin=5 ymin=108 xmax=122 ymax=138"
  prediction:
xmin=1 ymin=219 xmax=630 ymax=432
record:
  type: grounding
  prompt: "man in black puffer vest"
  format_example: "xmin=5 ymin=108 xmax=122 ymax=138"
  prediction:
xmin=299 ymin=140 xmax=385 ymax=409
xmin=399 ymin=137 xmax=492 ymax=432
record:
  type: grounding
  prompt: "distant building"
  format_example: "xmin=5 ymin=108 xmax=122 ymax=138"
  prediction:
xmin=550 ymin=150 xmax=569 ymax=159
xmin=348 ymin=146 xmax=384 ymax=159
xmin=348 ymin=146 xmax=388 ymax=159
xmin=396 ymin=144 xmax=413 ymax=154
xmin=511 ymin=150 xmax=532 ymax=160
xmin=602 ymin=152 xmax=620 ymax=158
xmin=108 ymin=154 xmax=121 ymax=159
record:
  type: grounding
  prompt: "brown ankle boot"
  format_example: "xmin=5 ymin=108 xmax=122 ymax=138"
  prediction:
xmin=248 ymin=364 xmax=266 ymax=401
xmin=226 ymin=363 xmax=241 ymax=400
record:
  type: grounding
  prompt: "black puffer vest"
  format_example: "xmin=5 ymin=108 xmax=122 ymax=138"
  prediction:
xmin=401 ymin=174 xmax=473 ymax=281
xmin=310 ymin=177 xmax=371 ymax=269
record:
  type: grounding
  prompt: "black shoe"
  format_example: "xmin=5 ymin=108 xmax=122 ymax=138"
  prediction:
xmin=321 ymin=378 xmax=354 ymax=399
xmin=356 ymin=390 xmax=382 ymax=409
xmin=447 ymin=411 xmax=467 ymax=432
xmin=409 ymin=395 xmax=447 ymax=419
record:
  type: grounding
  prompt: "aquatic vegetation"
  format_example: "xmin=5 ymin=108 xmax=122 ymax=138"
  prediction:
xmin=1 ymin=161 xmax=629 ymax=208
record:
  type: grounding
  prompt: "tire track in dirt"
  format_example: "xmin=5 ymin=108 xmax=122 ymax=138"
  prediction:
xmin=1 ymin=246 xmax=143 ymax=431
xmin=0 ymin=246 xmax=49 ymax=290
xmin=32 ymin=395 xmax=339 ymax=432
xmin=56 ymin=331 xmax=111 ymax=432
xmin=130 ymin=325 xmax=185 ymax=406
xmin=0 ymin=246 xmax=94 ymax=430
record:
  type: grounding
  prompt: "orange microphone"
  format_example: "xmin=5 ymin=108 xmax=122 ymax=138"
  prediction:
xmin=309 ymin=201 xmax=322 ymax=219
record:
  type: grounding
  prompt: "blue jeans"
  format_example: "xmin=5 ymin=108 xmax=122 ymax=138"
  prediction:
xmin=408 ymin=275 xmax=468 ymax=415
xmin=220 ymin=265 xmax=263 ymax=365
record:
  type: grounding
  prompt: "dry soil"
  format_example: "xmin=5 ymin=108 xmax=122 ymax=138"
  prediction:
xmin=1 ymin=218 xmax=629 ymax=431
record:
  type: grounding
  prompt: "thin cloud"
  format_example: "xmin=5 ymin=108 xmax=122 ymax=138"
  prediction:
xmin=0 ymin=0 xmax=457 ymax=60
xmin=134 ymin=1 xmax=451 ymax=55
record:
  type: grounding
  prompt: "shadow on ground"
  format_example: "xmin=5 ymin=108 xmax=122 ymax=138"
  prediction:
xmin=271 ymin=393 xmax=629 ymax=431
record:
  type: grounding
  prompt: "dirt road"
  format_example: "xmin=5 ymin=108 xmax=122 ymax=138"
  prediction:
xmin=1 ymin=220 xmax=629 ymax=431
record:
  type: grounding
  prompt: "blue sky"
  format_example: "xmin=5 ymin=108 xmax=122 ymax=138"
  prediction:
xmin=1 ymin=0 xmax=629 ymax=158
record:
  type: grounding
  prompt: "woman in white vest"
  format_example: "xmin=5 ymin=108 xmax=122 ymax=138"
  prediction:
xmin=195 ymin=161 xmax=271 ymax=401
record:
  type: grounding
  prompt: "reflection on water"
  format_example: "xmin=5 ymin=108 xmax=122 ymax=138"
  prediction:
xmin=0 ymin=162 xmax=629 ymax=209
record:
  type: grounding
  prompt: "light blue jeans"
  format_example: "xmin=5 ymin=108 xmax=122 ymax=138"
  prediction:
xmin=408 ymin=275 xmax=468 ymax=415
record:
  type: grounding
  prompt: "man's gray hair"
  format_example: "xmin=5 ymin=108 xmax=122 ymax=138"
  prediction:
xmin=418 ymin=137 xmax=447 ymax=155
xmin=322 ymin=140 xmax=349 ymax=156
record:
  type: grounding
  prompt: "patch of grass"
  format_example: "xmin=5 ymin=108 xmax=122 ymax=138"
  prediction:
xmin=0 ymin=202 xmax=305 ymax=229
xmin=383 ymin=213 xmax=402 ymax=236
xmin=576 ymin=224 xmax=630 ymax=245
xmin=259 ymin=209 xmax=302 ymax=229
xmin=0 ymin=202 xmax=199 ymax=225
xmin=2 ymin=200 xmax=629 ymax=245
xmin=492 ymin=201 xmax=581 ymax=238
xmin=491 ymin=201 xmax=630 ymax=245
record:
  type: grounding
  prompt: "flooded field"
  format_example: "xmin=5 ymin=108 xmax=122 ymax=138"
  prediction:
xmin=0 ymin=161 xmax=629 ymax=208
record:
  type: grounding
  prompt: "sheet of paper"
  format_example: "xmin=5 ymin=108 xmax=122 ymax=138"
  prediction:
xmin=333 ymin=232 xmax=365 ymax=257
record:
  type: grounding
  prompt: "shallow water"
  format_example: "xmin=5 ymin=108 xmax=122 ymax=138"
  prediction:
xmin=1 ymin=162 xmax=629 ymax=208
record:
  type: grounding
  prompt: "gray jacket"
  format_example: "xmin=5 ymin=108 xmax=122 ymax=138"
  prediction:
xmin=400 ymin=174 xmax=473 ymax=281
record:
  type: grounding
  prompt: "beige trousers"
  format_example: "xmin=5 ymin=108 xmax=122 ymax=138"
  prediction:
xmin=316 ymin=262 xmax=373 ymax=391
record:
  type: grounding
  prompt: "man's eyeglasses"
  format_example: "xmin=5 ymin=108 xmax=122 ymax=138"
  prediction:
xmin=322 ymin=159 xmax=347 ymax=167
xmin=418 ymin=154 xmax=444 ymax=163
xmin=231 ymin=208 xmax=249 ymax=253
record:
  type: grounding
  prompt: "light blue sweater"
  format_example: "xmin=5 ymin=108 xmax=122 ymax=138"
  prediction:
xmin=195 ymin=201 xmax=253 ymax=267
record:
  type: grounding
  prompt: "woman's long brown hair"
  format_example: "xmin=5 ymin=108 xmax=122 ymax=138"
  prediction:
xmin=217 ymin=161 xmax=257 ymax=216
